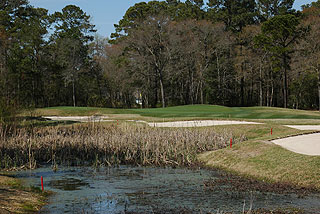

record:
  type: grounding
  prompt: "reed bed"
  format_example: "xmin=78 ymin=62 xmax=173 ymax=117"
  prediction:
xmin=0 ymin=123 xmax=246 ymax=169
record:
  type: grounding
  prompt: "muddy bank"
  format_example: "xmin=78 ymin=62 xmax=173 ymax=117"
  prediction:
xmin=0 ymin=175 xmax=48 ymax=213
xmin=203 ymin=171 xmax=319 ymax=197
xmin=126 ymin=207 xmax=303 ymax=214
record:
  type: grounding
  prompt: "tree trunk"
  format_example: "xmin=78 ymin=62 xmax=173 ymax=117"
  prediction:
xmin=270 ymin=80 xmax=274 ymax=107
xmin=283 ymin=70 xmax=288 ymax=108
xmin=72 ymin=80 xmax=76 ymax=107
xmin=159 ymin=77 xmax=165 ymax=108
xmin=283 ymin=55 xmax=288 ymax=108
xmin=259 ymin=63 xmax=263 ymax=106
xmin=216 ymin=52 xmax=221 ymax=92
xmin=200 ymin=81 xmax=204 ymax=104
xmin=157 ymin=68 xmax=166 ymax=108
xmin=32 ymin=80 xmax=35 ymax=106
xmin=266 ymin=84 xmax=269 ymax=107
xmin=318 ymin=69 xmax=320 ymax=112
xmin=241 ymin=76 xmax=245 ymax=106
xmin=190 ymin=69 xmax=194 ymax=105
xmin=153 ymin=77 xmax=158 ymax=108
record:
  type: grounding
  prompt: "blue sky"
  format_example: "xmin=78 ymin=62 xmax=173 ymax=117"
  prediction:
xmin=28 ymin=0 xmax=315 ymax=38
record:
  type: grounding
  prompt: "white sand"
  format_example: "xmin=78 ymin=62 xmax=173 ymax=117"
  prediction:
xmin=285 ymin=125 xmax=320 ymax=131
xmin=146 ymin=120 xmax=262 ymax=128
xmin=44 ymin=116 xmax=262 ymax=127
xmin=44 ymin=116 xmax=110 ymax=122
xmin=272 ymin=133 xmax=320 ymax=156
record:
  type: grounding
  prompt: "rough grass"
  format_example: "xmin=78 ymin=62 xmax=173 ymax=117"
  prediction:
xmin=32 ymin=105 xmax=320 ymax=120
xmin=198 ymin=125 xmax=320 ymax=190
xmin=0 ymin=175 xmax=47 ymax=214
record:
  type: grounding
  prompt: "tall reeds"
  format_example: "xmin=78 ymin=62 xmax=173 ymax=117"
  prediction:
xmin=0 ymin=123 xmax=246 ymax=169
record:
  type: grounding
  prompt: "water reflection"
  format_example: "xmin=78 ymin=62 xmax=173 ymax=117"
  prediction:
xmin=14 ymin=166 xmax=320 ymax=214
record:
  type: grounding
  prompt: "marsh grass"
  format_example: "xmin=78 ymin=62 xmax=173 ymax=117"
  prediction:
xmin=0 ymin=123 xmax=245 ymax=169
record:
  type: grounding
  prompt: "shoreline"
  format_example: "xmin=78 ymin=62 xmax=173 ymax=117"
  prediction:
xmin=1 ymin=113 xmax=320 ymax=213
xmin=3 ymin=162 xmax=319 ymax=214
xmin=0 ymin=174 xmax=49 ymax=213
xmin=198 ymin=139 xmax=320 ymax=191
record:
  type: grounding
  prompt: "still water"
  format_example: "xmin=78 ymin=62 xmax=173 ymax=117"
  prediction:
xmin=14 ymin=166 xmax=320 ymax=213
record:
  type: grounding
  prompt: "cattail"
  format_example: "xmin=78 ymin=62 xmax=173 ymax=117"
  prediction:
xmin=0 ymin=123 xmax=246 ymax=169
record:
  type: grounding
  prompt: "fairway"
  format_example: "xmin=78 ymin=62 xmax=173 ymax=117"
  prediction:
xmin=35 ymin=105 xmax=320 ymax=120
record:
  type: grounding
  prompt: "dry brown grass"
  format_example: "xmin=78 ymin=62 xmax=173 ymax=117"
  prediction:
xmin=0 ymin=175 xmax=46 ymax=213
xmin=0 ymin=123 xmax=245 ymax=169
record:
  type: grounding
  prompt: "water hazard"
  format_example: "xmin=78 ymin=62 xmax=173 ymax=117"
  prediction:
xmin=14 ymin=166 xmax=320 ymax=213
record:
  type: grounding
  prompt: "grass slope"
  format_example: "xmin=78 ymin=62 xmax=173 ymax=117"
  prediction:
xmin=199 ymin=124 xmax=320 ymax=189
xmin=34 ymin=105 xmax=320 ymax=120
xmin=199 ymin=140 xmax=320 ymax=189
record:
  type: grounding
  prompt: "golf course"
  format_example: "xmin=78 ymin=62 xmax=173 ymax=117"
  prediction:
xmin=1 ymin=105 xmax=320 ymax=213
xmin=34 ymin=105 xmax=320 ymax=187
xmin=3 ymin=0 xmax=320 ymax=212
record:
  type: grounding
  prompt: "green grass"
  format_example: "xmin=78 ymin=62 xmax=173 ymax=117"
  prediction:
xmin=199 ymin=140 xmax=320 ymax=189
xmin=198 ymin=125 xmax=320 ymax=189
xmin=34 ymin=106 xmax=130 ymax=116
xmin=131 ymin=105 xmax=320 ymax=119
xmin=22 ymin=203 xmax=38 ymax=213
xmin=33 ymin=105 xmax=320 ymax=120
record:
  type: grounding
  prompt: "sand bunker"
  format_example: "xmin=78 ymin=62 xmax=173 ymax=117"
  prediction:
xmin=44 ymin=116 xmax=110 ymax=122
xmin=44 ymin=116 xmax=262 ymax=127
xmin=146 ymin=120 xmax=262 ymax=128
xmin=272 ymin=133 xmax=320 ymax=156
xmin=285 ymin=125 xmax=320 ymax=131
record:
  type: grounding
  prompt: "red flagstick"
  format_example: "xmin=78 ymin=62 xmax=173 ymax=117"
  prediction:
xmin=41 ymin=176 xmax=44 ymax=191
xmin=230 ymin=138 xmax=232 ymax=149
xmin=271 ymin=128 xmax=273 ymax=135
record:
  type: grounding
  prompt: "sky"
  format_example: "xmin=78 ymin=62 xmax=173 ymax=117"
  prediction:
xmin=28 ymin=0 xmax=315 ymax=38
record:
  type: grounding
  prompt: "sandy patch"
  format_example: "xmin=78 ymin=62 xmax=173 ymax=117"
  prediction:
xmin=285 ymin=125 xmax=320 ymax=131
xmin=44 ymin=116 xmax=110 ymax=123
xmin=44 ymin=117 xmax=262 ymax=127
xmin=146 ymin=120 xmax=262 ymax=128
xmin=272 ymin=133 xmax=320 ymax=156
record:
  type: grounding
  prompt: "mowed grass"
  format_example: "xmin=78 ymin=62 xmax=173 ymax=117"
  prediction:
xmin=33 ymin=105 xmax=320 ymax=120
xmin=132 ymin=105 xmax=320 ymax=119
xmin=34 ymin=106 xmax=131 ymax=116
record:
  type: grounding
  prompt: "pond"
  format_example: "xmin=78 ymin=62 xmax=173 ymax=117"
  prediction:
xmin=13 ymin=166 xmax=320 ymax=213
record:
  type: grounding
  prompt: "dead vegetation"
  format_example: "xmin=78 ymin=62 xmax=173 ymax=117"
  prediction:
xmin=0 ymin=123 xmax=245 ymax=169
xmin=0 ymin=175 xmax=47 ymax=214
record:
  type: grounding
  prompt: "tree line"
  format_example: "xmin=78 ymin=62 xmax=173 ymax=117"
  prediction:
xmin=1 ymin=0 xmax=320 ymax=111
xmin=0 ymin=0 xmax=96 ymax=110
